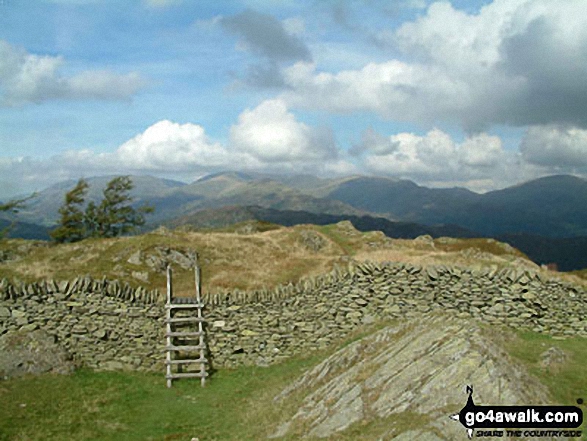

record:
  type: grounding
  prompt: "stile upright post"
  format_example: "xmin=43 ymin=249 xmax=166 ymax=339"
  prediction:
xmin=165 ymin=265 xmax=173 ymax=388
xmin=194 ymin=254 xmax=206 ymax=387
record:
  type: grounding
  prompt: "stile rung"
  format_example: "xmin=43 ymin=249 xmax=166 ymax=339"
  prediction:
xmin=165 ymin=303 xmax=205 ymax=309
xmin=166 ymin=331 xmax=203 ymax=338
xmin=166 ymin=372 xmax=209 ymax=379
xmin=165 ymin=317 xmax=205 ymax=324
xmin=165 ymin=344 xmax=206 ymax=352
xmin=165 ymin=358 xmax=208 ymax=365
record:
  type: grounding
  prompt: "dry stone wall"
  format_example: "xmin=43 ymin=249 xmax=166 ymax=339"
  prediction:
xmin=1 ymin=262 xmax=586 ymax=372
xmin=0 ymin=277 xmax=162 ymax=372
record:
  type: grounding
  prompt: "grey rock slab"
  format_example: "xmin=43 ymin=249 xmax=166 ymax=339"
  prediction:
xmin=127 ymin=251 xmax=142 ymax=265
xmin=272 ymin=314 xmax=551 ymax=439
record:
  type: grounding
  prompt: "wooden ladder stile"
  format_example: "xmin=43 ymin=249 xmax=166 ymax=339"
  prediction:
xmin=165 ymin=260 xmax=208 ymax=388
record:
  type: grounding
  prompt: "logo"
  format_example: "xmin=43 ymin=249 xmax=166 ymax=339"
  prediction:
xmin=450 ymin=385 xmax=583 ymax=439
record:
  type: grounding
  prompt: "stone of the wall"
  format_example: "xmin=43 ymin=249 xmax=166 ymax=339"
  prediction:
xmin=0 ymin=262 xmax=586 ymax=372
xmin=0 ymin=277 xmax=164 ymax=372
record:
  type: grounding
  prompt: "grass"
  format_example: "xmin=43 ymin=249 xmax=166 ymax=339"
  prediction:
xmin=570 ymin=268 xmax=587 ymax=281
xmin=0 ymin=320 xmax=401 ymax=441
xmin=1 ymin=222 xmax=550 ymax=297
xmin=433 ymin=237 xmax=528 ymax=258
xmin=0 ymin=358 xmax=320 ymax=441
xmin=317 ymin=223 xmax=359 ymax=256
xmin=504 ymin=330 xmax=587 ymax=407
xmin=503 ymin=329 xmax=587 ymax=440
xmin=1 ymin=223 xmax=586 ymax=439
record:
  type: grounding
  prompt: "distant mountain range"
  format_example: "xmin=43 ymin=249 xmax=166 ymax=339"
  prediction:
xmin=322 ymin=174 xmax=587 ymax=238
xmin=166 ymin=205 xmax=480 ymax=239
xmin=2 ymin=171 xmax=586 ymax=270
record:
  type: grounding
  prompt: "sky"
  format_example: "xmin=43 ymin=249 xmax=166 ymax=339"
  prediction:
xmin=1 ymin=0 xmax=587 ymax=199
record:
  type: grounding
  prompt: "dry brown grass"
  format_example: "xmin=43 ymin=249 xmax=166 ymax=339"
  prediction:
xmin=1 ymin=221 xmax=580 ymax=293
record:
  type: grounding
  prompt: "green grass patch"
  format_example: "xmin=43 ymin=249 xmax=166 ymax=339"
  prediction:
xmin=0 ymin=319 xmax=398 ymax=441
xmin=0 ymin=354 xmax=321 ymax=441
xmin=2 ymin=323 xmax=586 ymax=440
xmin=317 ymin=224 xmax=356 ymax=255
xmin=503 ymin=330 xmax=587 ymax=439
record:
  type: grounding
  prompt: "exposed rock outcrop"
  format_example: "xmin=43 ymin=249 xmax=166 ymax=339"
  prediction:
xmin=271 ymin=314 xmax=555 ymax=440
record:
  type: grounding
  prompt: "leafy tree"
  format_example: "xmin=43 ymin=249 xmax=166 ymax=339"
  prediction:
xmin=86 ymin=176 xmax=153 ymax=238
xmin=50 ymin=179 xmax=89 ymax=243
xmin=0 ymin=193 xmax=36 ymax=239
xmin=0 ymin=198 xmax=28 ymax=213
xmin=51 ymin=176 xmax=154 ymax=243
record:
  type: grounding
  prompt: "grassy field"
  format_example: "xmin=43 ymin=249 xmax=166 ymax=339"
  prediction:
xmin=0 ymin=358 xmax=320 ymax=441
xmin=504 ymin=330 xmax=587 ymax=410
xmin=1 ymin=327 xmax=586 ymax=441
xmin=0 ymin=221 xmax=549 ymax=296
xmin=502 ymin=330 xmax=587 ymax=441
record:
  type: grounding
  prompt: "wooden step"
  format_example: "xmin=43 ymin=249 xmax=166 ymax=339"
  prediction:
xmin=166 ymin=331 xmax=203 ymax=338
xmin=165 ymin=358 xmax=208 ymax=365
xmin=165 ymin=344 xmax=206 ymax=352
xmin=170 ymin=297 xmax=199 ymax=304
xmin=165 ymin=317 xmax=205 ymax=324
xmin=166 ymin=372 xmax=209 ymax=379
xmin=165 ymin=303 xmax=205 ymax=309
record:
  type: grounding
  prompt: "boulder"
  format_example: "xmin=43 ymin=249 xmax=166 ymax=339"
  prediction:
xmin=0 ymin=329 xmax=74 ymax=379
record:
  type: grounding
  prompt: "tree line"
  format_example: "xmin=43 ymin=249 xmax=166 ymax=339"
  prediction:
xmin=50 ymin=176 xmax=153 ymax=243
xmin=1 ymin=176 xmax=153 ymax=242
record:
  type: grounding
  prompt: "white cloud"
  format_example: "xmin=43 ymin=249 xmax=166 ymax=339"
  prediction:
xmin=230 ymin=99 xmax=337 ymax=163
xmin=0 ymin=121 xmax=241 ymax=198
xmin=520 ymin=125 xmax=587 ymax=169
xmin=117 ymin=120 xmax=240 ymax=171
xmin=359 ymin=128 xmax=507 ymax=183
xmin=0 ymin=40 xmax=146 ymax=106
xmin=0 ymin=112 xmax=344 ymax=198
xmin=282 ymin=60 xmax=470 ymax=125
xmin=279 ymin=0 xmax=587 ymax=131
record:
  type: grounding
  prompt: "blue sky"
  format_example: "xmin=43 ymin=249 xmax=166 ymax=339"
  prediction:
xmin=1 ymin=0 xmax=587 ymax=199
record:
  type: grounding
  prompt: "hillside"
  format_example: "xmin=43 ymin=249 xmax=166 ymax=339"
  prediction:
xmin=5 ymin=172 xmax=366 ymax=228
xmin=167 ymin=206 xmax=587 ymax=271
xmin=0 ymin=219 xmax=51 ymax=240
xmin=4 ymin=171 xmax=587 ymax=273
xmin=324 ymin=176 xmax=478 ymax=223
xmin=4 ymin=175 xmax=185 ymax=227
xmin=323 ymin=174 xmax=587 ymax=237
xmin=0 ymin=221 xmax=542 ymax=295
xmin=166 ymin=205 xmax=479 ymax=238
xmin=9 ymin=172 xmax=587 ymax=238
xmin=497 ymin=233 xmax=587 ymax=272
